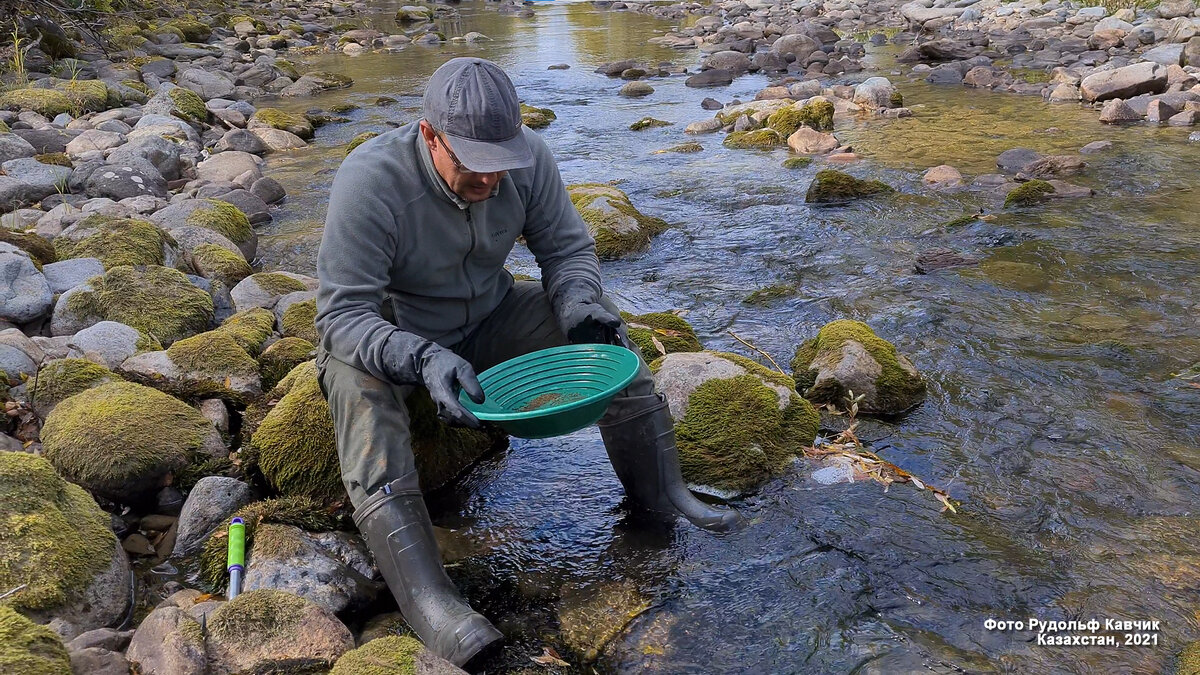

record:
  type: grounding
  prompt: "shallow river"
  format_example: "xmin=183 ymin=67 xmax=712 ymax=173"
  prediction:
xmin=253 ymin=1 xmax=1200 ymax=672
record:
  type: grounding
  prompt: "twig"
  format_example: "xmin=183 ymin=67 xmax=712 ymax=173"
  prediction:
xmin=0 ymin=584 xmax=28 ymax=600
xmin=726 ymin=330 xmax=788 ymax=378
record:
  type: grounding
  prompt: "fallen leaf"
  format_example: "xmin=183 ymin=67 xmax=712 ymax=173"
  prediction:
xmin=530 ymin=646 xmax=570 ymax=667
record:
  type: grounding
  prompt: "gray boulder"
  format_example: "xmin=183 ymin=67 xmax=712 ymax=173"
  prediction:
xmin=0 ymin=176 xmax=41 ymax=211
xmin=177 ymin=68 xmax=236 ymax=100
xmin=1142 ymin=44 xmax=1185 ymax=67
xmin=702 ymin=50 xmax=752 ymax=74
xmin=0 ymin=242 xmax=52 ymax=324
xmin=85 ymin=163 xmax=168 ymax=200
xmin=1080 ymin=62 xmax=1167 ymax=102
xmin=250 ymin=176 xmax=286 ymax=204
xmin=243 ymin=524 xmax=381 ymax=614
xmin=1099 ymin=98 xmax=1143 ymax=123
xmin=852 ymin=77 xmax=896 ymax=108
xmin=66 ymin=320 xmax=145 ymax=369
xmin=172 ymin=476 xmax=255 ymax=557
xmin=65 ymin=129 xmax=126 ymax=155
xmin=0 ymin=338 xmax=37 ymax=378
xmin=0 ymin=132 xmax=37 ymax=164
xmin=108 ymin=135 xmax=183 ymax=182
xmin=195 ymin=150 xmax=263 ymax=184
xmin=771 ymin=33 xmax=820 ymax=60
xmin=686 ymin=69 xmax=734 ymax=88
xmin=12 ymin=128 xmax=78 ymax=153
xmin=214 ymin=128 xmax=268 ymax=154
xmin=2 ymin=157 xmax=72 ymax=194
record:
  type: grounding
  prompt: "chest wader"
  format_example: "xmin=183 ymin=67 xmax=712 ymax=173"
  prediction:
xmin=598 ymin=393 xmax=747 ymax=532
xmin=353 ymin=476 xmax=503 ymax=666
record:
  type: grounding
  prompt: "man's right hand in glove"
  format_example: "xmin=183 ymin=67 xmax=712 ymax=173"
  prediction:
xmin=382 ymin=334 xmax=485 ymax=428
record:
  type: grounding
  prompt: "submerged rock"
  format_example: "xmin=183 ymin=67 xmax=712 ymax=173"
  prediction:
xmin=805 ymin=170 xmax=894 ymax=204
xmin=558 ymin=580 xmax=649 ymax=663
xmin=791 ymin=320 xmax=925 ymax=415
xmin=567 ymin=183 xmax=668 ymax=259
xmin=1004 ymin=179 xmax=1056 ymax=207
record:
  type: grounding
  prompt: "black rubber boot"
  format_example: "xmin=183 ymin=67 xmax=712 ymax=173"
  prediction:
xmin=598 ymin=394 xmax=747 ymax=532
xmin=353 ymin=478 xmax=503 ymax=666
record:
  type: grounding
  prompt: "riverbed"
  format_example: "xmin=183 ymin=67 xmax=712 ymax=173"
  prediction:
xmin=253 ymin=1 xmax=1200 ymax=671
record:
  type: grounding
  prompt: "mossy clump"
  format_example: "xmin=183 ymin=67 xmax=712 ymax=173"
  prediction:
xmin=620 ymin=311 xmax=702 ymax=362
xmin=166 ymin=330 xmax=260 ymax=386
xmin=29 ymin=359 xmax=115 ymax=414
xmin=889 ymin=90 xmax=904 ymax=107
xmin=0 ymin=453 xmax=116 ymax=616
xmin=345 ymin=131 xmax=379 ymax=156
xmin=216 ymin=307 xmax=276 ymax=356
xmin=251 ymin=108 xmax=315 ymax=140
xmin=520 ymin=103 xmax=556 ymax=129
xmin=743 ymin=284 xmax=798 ymax=306
xmin=790 ymin=319 xmax=925 ymax=414
xmin=1177 ymin=641 xmax=1200 ymax=675
xmin=558 ymin=581 xmax=649 ymax=663
xmin=207 ymin=589 xmax=305 ymax=645
xmin=54 ymin=215 xmax=172 ymax=269
xmin=672 ymin=355 xmax=819 ymax=493
xmin=655 ymin=142 xmax=703 ymax=154
xmin=281 ymin=298 xmax=318 ymax=344
xmin=630 ymin=117 xmax=672 ymax=131
xmin=0 ymin=89 xmax=74 ymax=117
xmin=943 ymin=214 xmax=979 ymax=228
xmin=1004 ymin=179 xmax=1056 ymax=208
xmin=249 ymin=272 xmax=307 ymax=297
xmin=330 ymin=636 xmax=424 ymax=675
xmin=55 ymin=80 xmax=110 ymax=113
xmin=805 ymin=169 xmax=894 ymax=204
xmin=782 ymin=156 xmax=813 ymax=169
xmin=0 ymin=604 xmax=72 ymax=675
xmin=32 ymin=152 xmax=71 ymax=168
xmin=723 ymin=129 xmax=784 ymax=150
xmin=767 ymin=99 xmax=835 ymax=136
xmin=41 ymin=381 xmax=219 ymax=500
xmin=307 ymin=71 xmax=354 ymax=89
xmin=192 ymin=243 xmax=252 ymax=287
xmin=275 ymin=59 xmax=301 ymax=80
xmin=185 ymin=200 xmax=253 ymax=246
xmin=259 ymin=337 xmax=315 ymax=391
xmin=66 ymin=265 xmax=214 ymax=346
xmin=168 ymin=87 xmax=207 ymax=123
xmin=165 ymin=19 xmax=211 ymax=42
xmin=0 ymin=229 xmax=55 ymax=268
xmin=567 ymin=183 xmax=669 ymax=259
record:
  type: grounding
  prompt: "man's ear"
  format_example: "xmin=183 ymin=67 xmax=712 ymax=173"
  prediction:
xmin=418 ymin=120 xmax=436 ymax=144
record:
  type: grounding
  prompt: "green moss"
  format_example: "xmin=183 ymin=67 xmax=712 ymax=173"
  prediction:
xmin=1177 ymin=641 xmax=1200 ymax=675
xmin=0 ymin=453 xmax=115 ymax=615
xmin=1004 ymin=179 xmax=1056 ymax=207
xmin=329 ymin=103 xmax=359 ymax=114
xmin=274 ymin=59 xmax=300 ymax=80
xmin=767 ymin=100 xmax=834 ymax=136
xmin=249 ymin=365 xmax=341 ymax=501
xmin=251 ymin=522 xmax=306 ymax=559
xmin=308 ymin=71 xmax=353 ymax=89
xmin=216 ymin=308 xmax=276 ymax=356
xmin=723 ymin=129 xmax=784 ymax=150
xmin=173 ymin=455 xmax=235 ymax=491
xmin=29 ymin=359 xmax=114 ymax=413
xmin=405 ymin=389 xmax=507 ymax=494
xmin=281 ymin=299 xmax=318 ymax=344
xmin=0 ymin=605 xmax=72 ymax=675
xmin=0 ymin=121 xmax=8 ymax=132
xmin=66 ymin=265 xmax=214 ymax=346
xmin=41 ymin=381 xmax=215 ymax=498
xmin=0 ymin=89 xmax=74 ymax=117
xmin=889 ymin=91 xmax=904 ymax=107
xmin=54 ymin=215 xmax=170 ymax=269
xmin=805 ymin=169 xmax=894 ymax=204
xmin=716 ymin=351 xmax=799 ymax=390
xmin=250 ymin=272 xmax=307 ymax=297
xmin=0 ymin=230 xmax=55 ymax=268
xmin=32 ymin=152 xmax=71 ymax=168
xmin=165 ymin=19 xmax=211 ymax=42
xmin=258 ymin=338 xmax=315 ymax=391
xmin=227 ymin=15 xmax=268 ymax=32
xmin=345 ymin=131 xmax=379 ymax=156
xmin=630 ymin=117 xmax=672 ymax=131
xmin=743 ymin=284 xmax=798 ymax=306
xmin=790 ymin=319 xmax=926 ymax=413
xmin=208 ymin=589 xmax=306 ymax=647
xmin=782 ymin=156 xmax=812 ymax=169
xmin=198 ymin=495 xmax=337 ymax=591
xmin=568 ymin=184 xmax=669 ymax=259
xmin=167 ymin=330 xmax=259 ymax=384
xmin=620 ymin=311 xmax=702 ymax=362
xmin=943 ymin=214 xmax=979 ymax=228
xmin=185 ymin=200 xmax=253 ymax=245
xmin=251 ymin=108 xmax=314 ymax=140
xmin=331 ymin=635 xmax=423 ymax=675
xmin=192 ymin=243 xmax=252 ymax=287
xmin=121 ymin=80 xmax=152 ymax=98
xmin=56 ymin=80 xmax=109 ymax=113
xmin=656 ymin=142 xmax=702 ymax=154
xmin=135 ymin=330 xmax=163 ymax=354
xmin=168 ymin=87 xmax=207 ymax=123
xmin=520 ymin=103 xmax=556 ymax=129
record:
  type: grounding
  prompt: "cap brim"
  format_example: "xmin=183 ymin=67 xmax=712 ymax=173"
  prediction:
xmin=442 ymin=130 xmax=535 ymax=173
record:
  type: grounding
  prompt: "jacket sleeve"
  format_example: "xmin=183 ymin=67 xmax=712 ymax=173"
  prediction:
xmin=520 ymin=130 xmax=604 ymax=306
xmin=316 ymin=151 xmax=418 ymax=383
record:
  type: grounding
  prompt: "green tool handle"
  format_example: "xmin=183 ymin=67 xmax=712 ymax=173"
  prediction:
xmin=226 ymin=518 xmax=245 ymax=569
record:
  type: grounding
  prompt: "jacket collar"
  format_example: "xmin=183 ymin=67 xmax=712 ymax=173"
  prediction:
xmin=415 ymin=128 xmax=502 ymax=209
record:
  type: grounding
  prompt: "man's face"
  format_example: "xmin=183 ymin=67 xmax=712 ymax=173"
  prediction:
xmin=420 ymin=121 xmax=506 ymax=203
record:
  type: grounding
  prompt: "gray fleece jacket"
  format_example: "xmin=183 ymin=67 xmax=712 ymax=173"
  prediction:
xmin=315 ymin=122 xmax=602 ymax=383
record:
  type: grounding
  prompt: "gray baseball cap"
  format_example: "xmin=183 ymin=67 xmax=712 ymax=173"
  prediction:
xmin=422 ymin=57 xmax=534 ymax=173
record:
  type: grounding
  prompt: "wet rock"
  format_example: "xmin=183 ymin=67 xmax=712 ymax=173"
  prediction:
xmin=922 ymin=164 xmax=963 ymax=187
xmin=566 ymin=183 xmax=667 ymax=259
xmin=205 ymin=590 xmax=355 ymax=673
xmin=281 ymin=71 xmax=354 ymax=97
xmin=852 ymin=77 xmax=896 ymax=108
xmin=915 ymin=248 xmax=978 ymax=274
xmin=125 ymin=606 xmax=207 ymax=675
xmin=67 ymin=627 xmax=133 ymax=652
xmin=1080 ymin=62 xmax=1166 ymax=102
xmin=996 ymin=147 xmax=1044 ymax=174
xmin=331 ymin=636 xmax=464 ymax=675
xmin=1080 ymin=140 xmax=1113 ymax=154
xmin=1046 ymin=180 xmax=1095 ymax=199
xmin=792 ymin=319 xmax=925 ymax=415
xmin=926 ymin=63 xmax=965 ymax=85
xmin=703 ymin=50 xmax=752 ymax=74
xmin=1099 ymin=98 xmax=1143 ymax=123
xmin=173 ymin=476 xmax=255 ymax=556
xmin=1147 ymin=99 xmax=1179 ymax=123
xmin=250 ymin=176 xmax=286 ymax=204
xmin=619 ymin=81 xmax=653 ymax=97
xmin=196 ymin=150 xmax=264 ymax=184
xmin=980 ymin=259 xmax=1049 ymax=291
xmin=700 ymin=97 xmax=723 ymax=110
xmin=0 ymin=453 xmax=131 ymax=635
xmin=69 ymin=647 xmax=130 ymax=675
xmin=805 ymin=169 xmax=894 ymax=204
xmin=1020 ymin=155 xmax=1087 ymax=178
xmin=0 ymin=242 xmax=52 ymax=323
xmin=558 ymin=580 xmax=649 ymax=662
xmin=243 ymin=524 xmax=380 ymax=614
xmin=787 ymin=126 xmax=839 ymax=154
xmin=686 ymin=69 xmax=734 ymax=88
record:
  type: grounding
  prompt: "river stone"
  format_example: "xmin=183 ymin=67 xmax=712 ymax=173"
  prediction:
xmin=168 ymin=225 xmax=245 ymax=261
xmin=0 ymin=176 xmax=38 ymax=211
xmin=86 ymin=163 xmax=168 ymax=200
xmin=214 ymin=128 xmax=268 ymax=154
xmin=172 ymin=476 xmax=254 ymax=557
xmin=0 ymin=341 xmax=36 ymax=378
xmin=177 ymin=68 xmax=236 ymax=100
xmin=1157 ymin=0 xmax=1196 ymax=19
xmin=852 ymin=77 xmax=896 ymax=108
xmin=792 ymin=319 xmax=926 ymax=415
xmin=655 ymin=351 xmax=791 ymax=420
xmin=1142 ymin=44 xmax=1185 ymax=67
xmin=787 ymin=127 xmax=839 ymax=154
xmin=205 ymin=590 xmax=355 ymax=674
xmin=619 ymin=81 xmax=654 ymax=97
xmin=0 ymin=326 xmax=46 ymax=362
xmin=0 ymin=242 xmax=53 ymax=323
xmin=0 ymin=132 xmax=37 ymax=163
xmin=1048 ymin=82 xmax=1081 ymax=102
xmin=922 ymin=164 xmax=963 ymax=187
xmin=12 ymin=128 xmax=78 ymax=154
xmin=686 ymin=118 xmax=724 ymax=134
xmin=1147 ymin=99 xmax=1179 ymax=122
xmin=150 ymin=198 xmax=257 ymax=259
xmin=67 ymin=627 xmax=134 ymax=652
xmin=1080 ymin=62 xmax=1167 ymax=102
xmin=703 ymin=50 xmax=752 ymax=73
xmin=686 ymin=69 xmax=734 ymax=88
xmin=125 ymin=606 xmax=207 ymax=675
xmin=65 ymin=320 xmax=143 ymax=368
xmin=196 ymin=150 xmax=263 ymax=184
xmin=3 ymin=157 xmax=72 ymax=193
xmin=926 ymin=63 xmax=965 ymax=85
xmin=231 ymin=271 xmax=318 ymax=312
xmin=69 ymin=647 xmax=130 ymax=675
xmin=65 ymin=129 xmax=125 ymax=155
xmin=996 ymin=148 xmax=1044 ymax=173
xmin=771 ymin=32 xmax=820 ymax=59
xmin=1079 ymin=140 xmax=1113 ymax=154
xmin=1099 ymin=98 xmax=1142 ymax=123
xmin=1168 ymin=109 xmax=1200 ymax=125
xmin=106 ymin=136 xmax=183 ymax=183
xmin=243 ymin=524 xmax=380 ymax=614
xmin=40 ymin=257 xmax=103 ymax=295
xmin=1020 ymin=155 xmax=1087 ymax=178
xmin=250 ymin=126 xmax=308 ymax=151
xmin=250 ymin=176 xmax=286 ymax=204
xmin=130 ymin=114 xmax=199 ymax=144
xmin=1 ymin=208 xmax=43 ymax=230
xmin=120 ymin=339 xmax=262 ymax=402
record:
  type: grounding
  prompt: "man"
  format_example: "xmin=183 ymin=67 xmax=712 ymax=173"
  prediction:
xmin=315 ymin=57 xmax=745 ymax=667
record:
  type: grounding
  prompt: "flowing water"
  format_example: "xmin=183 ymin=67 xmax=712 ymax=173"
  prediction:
xmin=252 ymin=2 xmax=1200 ymax=671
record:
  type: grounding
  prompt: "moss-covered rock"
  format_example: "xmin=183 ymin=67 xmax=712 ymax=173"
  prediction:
xmin=805 ymin=169 xmax=894 ymax=204
xmin=345 ymin=131 xmax=379 ymax=156
xmin=54 ymin=80 xmax=111 ymax=114
xmin=621 ymin=311 xmax=702 ymax=363
xmin=204 ymin=589 xmax=354 ymax=674
xmin=165 ymin=19 xmax=211 ymax=42
xmin=280 ymin=298 xmax=317 ymax=344
xmin=1177 ymin=641 xmax=1200 ymax=675
xmin=41 ymin=380 xmax=225 ymax=500
xmin=567 ymin=183 xmax=669 ymax=259
xmin=790 ymin=319 xmax=925 ymax=415
xmin=0 ymin=452 xmax=125 ymax=629
xmin=184 ymin=199 xmax=254 ymax=247
xmin=32 ymin=152 xmax=71 ymax=168
xmin=168 ymin=86 xmax=207 ymax=123
xmin=259 ymin=337 xmax=315 ymax=391
xmin=250 ymin=108 xmax=315 ymax=140
xmin=651 ymin=351 xmax=819 ymax=493
xmin=0 ymin=229 xmax=55 ymax=268
xmin=0 ymin=604 xmax=71 ymax=675
xmin=64 ymin=265 xmax=214 ymax=346
xmin=191 ymin=243 xmax=252 ymax=287
xmin=330 ymin=635 xmax=425 ymax=675
xmin=558 ymin=581 xmax=650 ymax=663
xmin=630 ymin=117 xmax=672 ymax=131
xmin=520 ymin=103 xmax=556 ymax=129
xmin=28 ymin=358 xmax=115 ymax=417
xmin=54 ymin=215 xmax=177 ymax=269
xmin=1004 ymin=179 xmax=1056 ymax=207
xmin=766 ymin=98 xmax=835 ymax=136
xmin=743 ymin=284 xmax=798 ymax=306
xmin=782 ymin=156 xmax=813 ymax=169
xmin=0 ymin=89 xmax=74 ymax=117
xmin=217 ymin=307 xmax=276 ymax=356
xmin=654 ymin=142 xmax=703 ymax=154
xmin=148 ymin=329 xmax=262 ymax=401
xmin=723 ymin=128 xmax=785 ymax=150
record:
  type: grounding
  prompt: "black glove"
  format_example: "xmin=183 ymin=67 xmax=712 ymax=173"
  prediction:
xmin=382 ymin=334 xmax=485 ymax=428
xmin=555 ymin=282 xmax=621 ymax=345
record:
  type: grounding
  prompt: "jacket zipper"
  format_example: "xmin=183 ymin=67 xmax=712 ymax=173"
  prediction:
xmin=463 ymin=205 xmax=477 ymax=327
